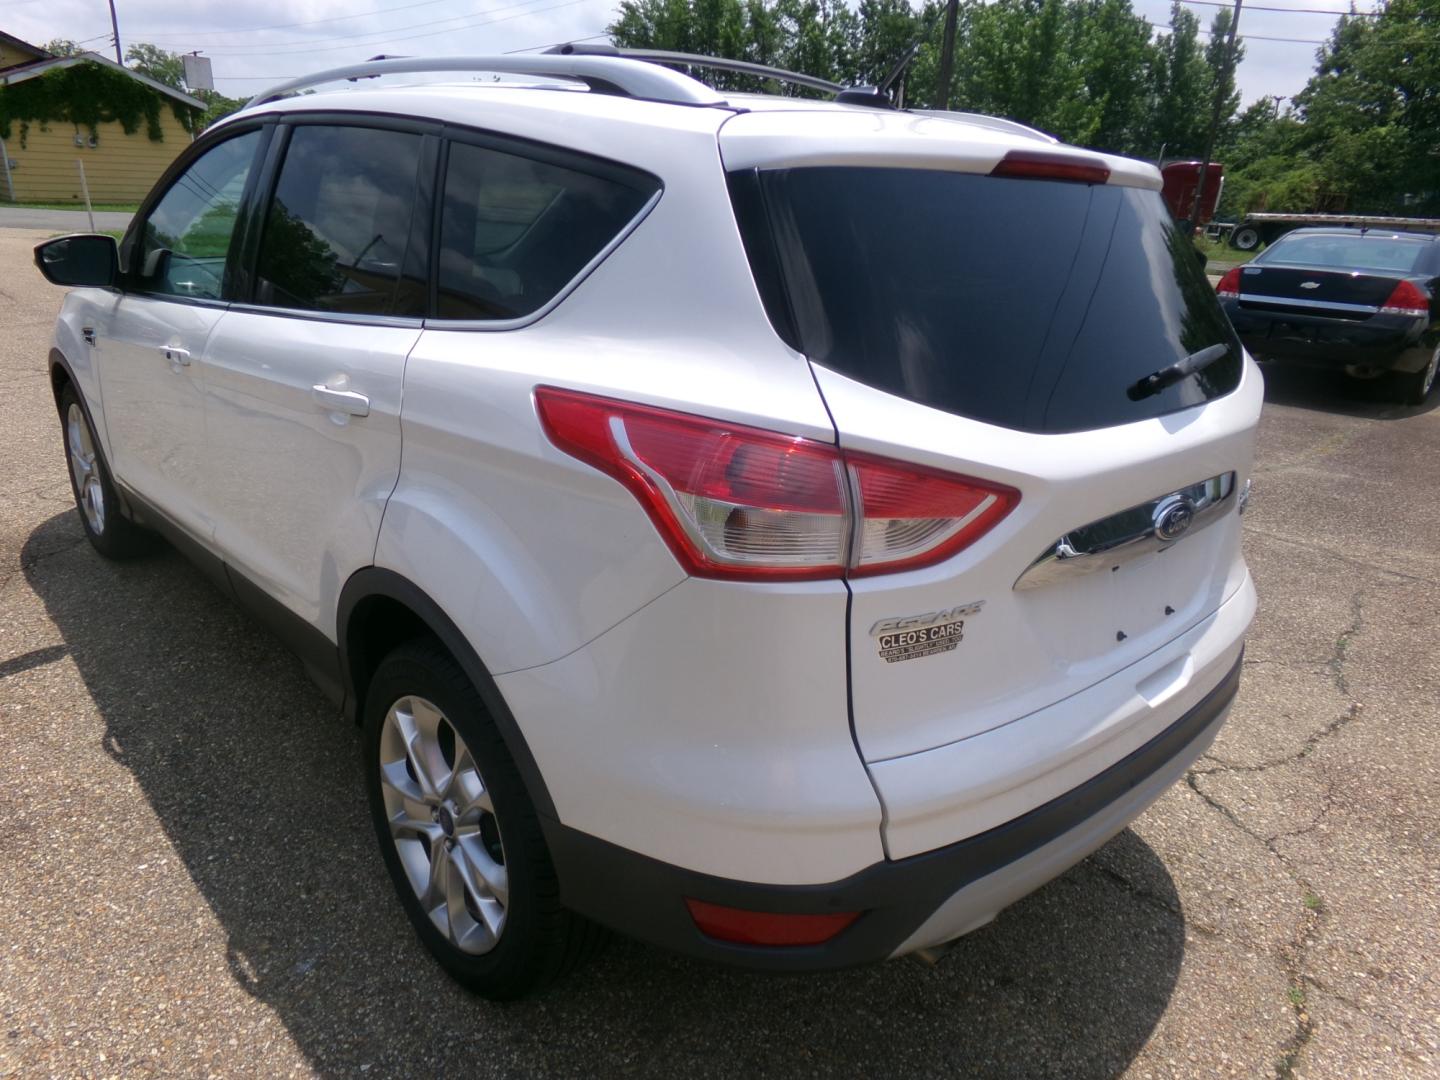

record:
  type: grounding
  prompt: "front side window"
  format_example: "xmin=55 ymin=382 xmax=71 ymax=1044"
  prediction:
xmin=136 ymin=130 xmax=262 ymax=301
xmin=436 ymin=142 xmax=658 ymax=320
xmin=254 ymin=125 xmax=424 ymax=317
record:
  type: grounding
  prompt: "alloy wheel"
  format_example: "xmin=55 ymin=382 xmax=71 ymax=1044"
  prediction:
xmin=66 ymin=403 xmax=105 ymax=534
xmin=378 ymin=695 xmax=509 ymax=954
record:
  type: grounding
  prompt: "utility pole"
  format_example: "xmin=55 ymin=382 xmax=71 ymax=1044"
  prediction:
xmin=1186 ymin=0 xmax=1244 ymax=232
xmin=936 ymin=0 xmax=959 ymax=111
xmin=108 ymin=0 xmax=123 ymax=64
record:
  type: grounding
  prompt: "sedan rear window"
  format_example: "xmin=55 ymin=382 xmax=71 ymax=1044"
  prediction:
xmin=729 ymin=167 xmax=1241 ymax=434
xmin=1257 ymin=234 xmax=1429 ymax=274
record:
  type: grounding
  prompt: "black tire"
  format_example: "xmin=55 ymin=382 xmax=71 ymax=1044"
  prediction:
xmin=57 ymin=382 xmax=154 ymax=559
xmin=1231 ymin=225 xmax=1261 ymax=251
xmin=1399 ymin=345 xmax=1440 ymax=406
xmin=363 ymin=639 xmax=604 ymax=999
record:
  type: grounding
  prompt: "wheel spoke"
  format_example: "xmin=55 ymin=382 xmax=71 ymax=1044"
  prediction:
xmin=423 ymin=839 xmax=451 ymax=915
xmin=395 ymin=707 xmax=447 ymax=802
xmin=455 ymin=836 xmax=508 ymax=907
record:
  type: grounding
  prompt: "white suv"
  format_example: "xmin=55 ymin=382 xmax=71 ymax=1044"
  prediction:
xmin=35 ymin=49 xmax=1260 ymax=999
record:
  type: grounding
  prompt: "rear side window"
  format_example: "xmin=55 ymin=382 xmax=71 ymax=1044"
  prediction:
xmin=255 ymin=125 xmax=424 ymax=317
xmin=436 ymin=142 xmax=658 ymax=320
xmin=1257 ymin=234 xmax=1429 ymax=274
xmin=731 ymin=167 xmax=1242 ymax=434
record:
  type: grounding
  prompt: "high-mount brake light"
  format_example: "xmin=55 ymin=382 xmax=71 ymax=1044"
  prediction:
xmin=990 ymin=150 xmax=1111 ymax=185
xmin=534 ymin=387 xmax=1020 ymax=581
xmin=1215 ymin=267 xmax=1242 ymax=299
xmin=1379 ymin=279 xmax=1430 ymax=318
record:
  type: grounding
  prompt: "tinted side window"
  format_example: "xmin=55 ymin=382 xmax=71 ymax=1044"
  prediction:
xmin=137 ymin=130 xmax=261 ymax=301
xmin=255 ymin=125 xmax=424 ymax=317
xmin=436 ymin=142 xmax=657 ymax=320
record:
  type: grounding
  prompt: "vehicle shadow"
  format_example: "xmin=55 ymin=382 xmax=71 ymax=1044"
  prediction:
xmin=23 ymin=509 xmax=1186 ymax=1078
xmin=1257 ymin=360 xmax=1439 ymax=419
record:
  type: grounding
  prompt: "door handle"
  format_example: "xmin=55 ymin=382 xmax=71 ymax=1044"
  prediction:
xmin=160 ymin=345 xmax=191 ymax=367
xmin=311 ymin=384 xmax=370 ymax=417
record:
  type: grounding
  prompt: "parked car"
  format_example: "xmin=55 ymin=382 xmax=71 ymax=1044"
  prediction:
xmin=1216 ymin=227 xmax=1440 ymax=403
xmin=33 ymin=49 xmax=1260 ymax=999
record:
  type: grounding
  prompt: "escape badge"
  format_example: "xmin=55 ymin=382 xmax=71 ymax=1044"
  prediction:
xmin=869 ymin=601 xmax=984 ymax=664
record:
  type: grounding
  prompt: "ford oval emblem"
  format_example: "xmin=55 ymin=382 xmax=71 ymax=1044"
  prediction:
xmin=1153 ymin=498 xmax=1195 ymax=542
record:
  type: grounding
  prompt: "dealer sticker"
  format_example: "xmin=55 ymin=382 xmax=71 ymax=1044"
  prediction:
xmin=869 ymin=601 xmax=982 ymax=663
xmin=876 ymin=619 xmax=966 ymax=663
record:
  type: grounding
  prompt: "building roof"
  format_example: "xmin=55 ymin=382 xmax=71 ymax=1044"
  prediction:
xmin=0 ymin=31 xmax=51 ymax=71
xmin=0 ymin=50 xmax=203 ymax=109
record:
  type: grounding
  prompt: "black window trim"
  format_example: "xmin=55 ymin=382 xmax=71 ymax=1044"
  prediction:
xmin=421 ymin=120 xmax=664 ymax=332
xmin=118 ymin=119 xmax=275 ymax=310
xmin=230 ymin=111 xmax=441 ymax=328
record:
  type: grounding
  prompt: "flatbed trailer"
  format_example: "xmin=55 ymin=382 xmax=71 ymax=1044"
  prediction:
xmin=1210 ymin=212 xmax=1440 ymax=251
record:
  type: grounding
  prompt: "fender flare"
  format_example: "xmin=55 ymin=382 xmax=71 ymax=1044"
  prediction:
xmin=337 ymin=566 xmax=558 ymax=821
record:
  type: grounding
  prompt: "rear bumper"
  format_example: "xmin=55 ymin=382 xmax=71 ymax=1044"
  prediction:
xmin=1225 ymin=305 xmax=1429 ymax=370
xmin=546 ymin=651 xmax=1242 ymax=971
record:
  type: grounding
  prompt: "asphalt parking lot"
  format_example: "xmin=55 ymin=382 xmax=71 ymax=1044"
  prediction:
xmin=1 ymin=225 xmax=1437 ymax=1079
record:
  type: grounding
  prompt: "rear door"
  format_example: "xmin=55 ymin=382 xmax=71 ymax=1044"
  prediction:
xmin=730 ymin=162 xmax=1260 ymax=762
xmin=199 ymin=119 xmax=430 ymax=633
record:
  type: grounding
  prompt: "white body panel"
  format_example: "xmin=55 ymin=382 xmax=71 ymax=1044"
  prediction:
xmin=873 ymin=574 xmax=1254 ymax=860
xmin=377 ymin=110 xmax=833 ymax=674
xmin=52 ymin=291 xmax=113 ymax=455
xmin=200 ymin=311 xmax=415 ymax=634
xmin=494 ymin=577 xmax=883 ymax=884
xmin=94 ymin=294 xmax=227 ymax=539
xmin=814 ymin=359 xmax=1263 ymax=764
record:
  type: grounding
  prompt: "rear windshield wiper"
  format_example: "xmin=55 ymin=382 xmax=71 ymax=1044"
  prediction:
xmin=1127 ymin=343 xmax=1232 ymax=402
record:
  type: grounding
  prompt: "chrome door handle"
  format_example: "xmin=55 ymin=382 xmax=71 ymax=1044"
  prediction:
xmin=160 ymin=345 xmax=191 ymax=367
xmin=311 ymin=384 xmax=370 ymax=417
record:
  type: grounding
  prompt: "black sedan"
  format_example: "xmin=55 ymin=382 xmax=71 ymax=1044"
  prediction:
xmin=1216 ymin=227 xmax=1440 ymax=404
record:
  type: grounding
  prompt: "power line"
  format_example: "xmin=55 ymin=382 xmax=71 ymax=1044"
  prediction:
xmin=179 ymin=0 xmax=588 ymax=55
xmin=134 ymin=0 xmax=490 ymax=42
xmin=1179 ymin=0 xmax=1385 ymax=14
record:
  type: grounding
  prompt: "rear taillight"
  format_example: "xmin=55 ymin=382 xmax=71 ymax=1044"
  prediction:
xmin=1215 ymin=267 xmax=1242 ymax=299
xmin=534 ymin=387 xmax=1019 ymax=581
xmin=1379 ymin=279 xmax=1430 ymax=318
xmin=990 ymin=149 xmax=1110 ymax=185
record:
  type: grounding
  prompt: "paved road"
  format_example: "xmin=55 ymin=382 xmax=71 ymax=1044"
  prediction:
xmin=0 ymin=206 xmax=133 ymax=231
xmin=1 ymin=224 xmax=1436 ymax=1078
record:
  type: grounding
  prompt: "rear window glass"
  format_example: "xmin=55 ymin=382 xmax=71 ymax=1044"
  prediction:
xmin=730 ymin=167 xmax=1242 ymax=434
xmin=1257 ymin=234 xmax=1428 ymax=274
xmin=436 ymin=142 xmax=658 ymax=320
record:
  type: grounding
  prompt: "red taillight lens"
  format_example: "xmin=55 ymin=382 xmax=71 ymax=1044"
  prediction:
xmin=1380 ymin=279 xmax=1430 ymax=318
xmin=534 ymin=387 xmax=1020 ymax=581
xmin=1215 ymin=267 xmax=1242 ymax=299
xmin=684 ymin=898 xmax=860 ymax=946
xmin=990 ymin=149 xmax=1110 ymax=185
xmin=846 ymin=451 xmax=1020 ymax=577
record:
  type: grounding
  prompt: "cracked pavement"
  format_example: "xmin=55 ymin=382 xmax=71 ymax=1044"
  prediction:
xmin=1 ymin=225 xmax=1438 ymax=1078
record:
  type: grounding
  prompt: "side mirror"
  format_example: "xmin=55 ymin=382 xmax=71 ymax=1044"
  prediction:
xmin=33 ymin=233 xmax=118 ymax=288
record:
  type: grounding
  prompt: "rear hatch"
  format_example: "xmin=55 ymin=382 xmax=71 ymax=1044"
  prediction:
xmin=722 ymin=114 xmax=1259 ymax=762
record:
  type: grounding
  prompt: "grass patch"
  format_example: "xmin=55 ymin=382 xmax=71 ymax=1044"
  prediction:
xmin=1287 ymin=985 xmax=1307 ymax=1008
xmin=1303 ymin=890 xmax=1323 ymax=912
xmin=1194 ymin=234 xmax=1256 ymax=273
xmin=9 ymin=200 xmax=139 ymax=213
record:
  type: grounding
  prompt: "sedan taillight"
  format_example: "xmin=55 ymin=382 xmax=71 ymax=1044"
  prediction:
xmin=1380 ymin=279 xmax=1430 ymax=318
xmin=1215 ymin=267 xmax=1242 ymax=299
xmin=535 ymin=387 xmax=1019 ymax=581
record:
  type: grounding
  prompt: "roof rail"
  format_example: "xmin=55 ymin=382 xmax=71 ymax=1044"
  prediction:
xmin=548 ymin=43 xmax=844 ymax=96
xmin=245 ymin=53 xmax=728 ymax=109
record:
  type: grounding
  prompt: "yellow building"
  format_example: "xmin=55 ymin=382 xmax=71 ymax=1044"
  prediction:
xmin=1 ymin=34 xmax=202 ymax=204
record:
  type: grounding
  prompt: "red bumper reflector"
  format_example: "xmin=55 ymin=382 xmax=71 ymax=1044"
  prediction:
xmin=684 ymin=899 xmax=861 ymax=946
